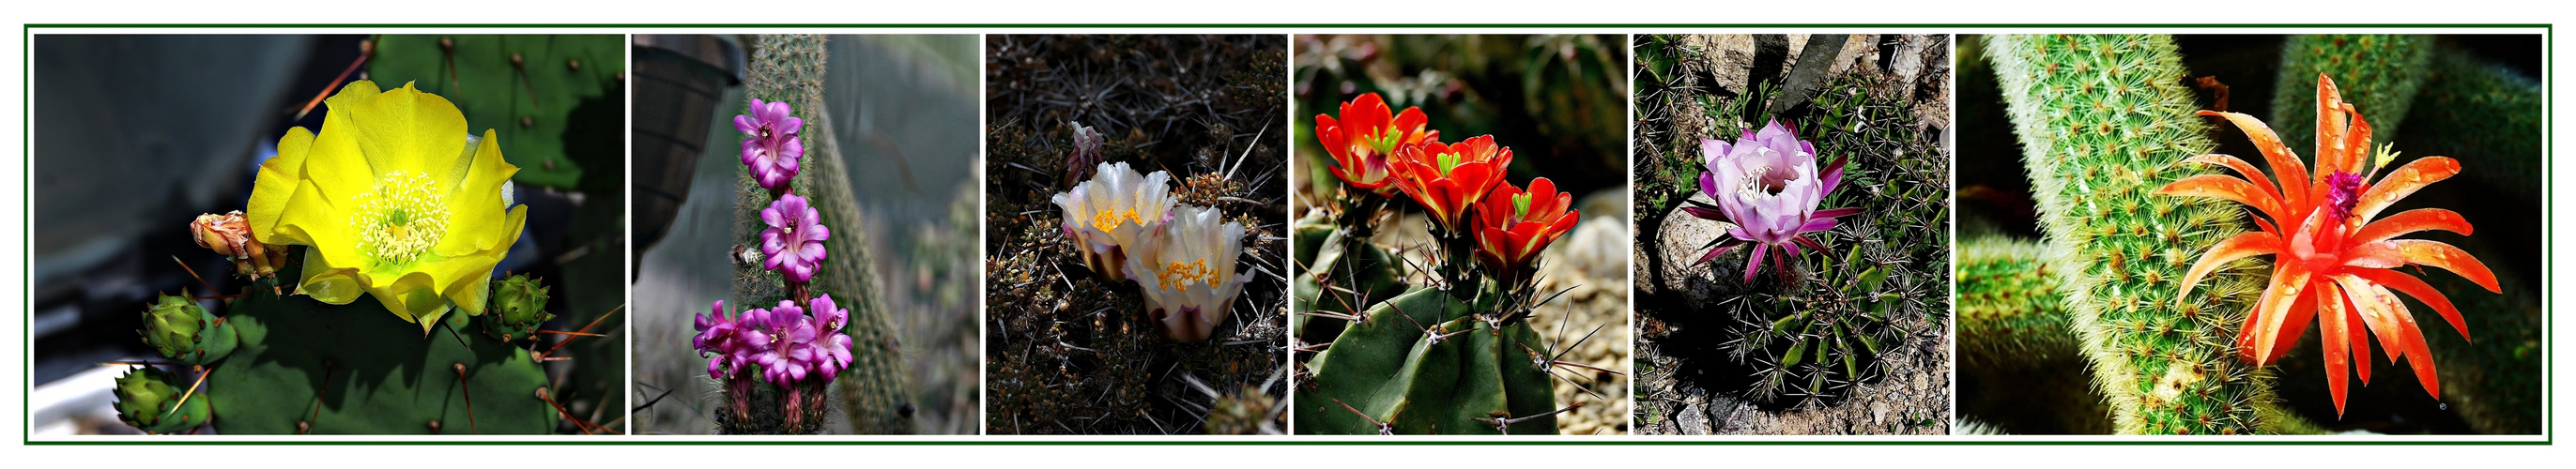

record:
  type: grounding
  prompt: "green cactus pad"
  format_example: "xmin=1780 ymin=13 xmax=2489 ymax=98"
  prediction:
xmin=480 ymin=274 xmax=555 ymax=342
xmin=207 ymin=275 xmax=558 ymax=434
xmin=369 ymin=35 xmax=625 ymax=189
xmin=139 ymin=295 xmax=237 ymax=366
xmin=114 ymin=366 xmax=211 ymax=434
xmin=1986 ymin=34 xmax=2274 ymax=435
xmin=1295 ymin=287 xmax=1556 ymax=434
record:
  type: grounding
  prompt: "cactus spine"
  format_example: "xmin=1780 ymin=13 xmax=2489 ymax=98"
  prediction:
xmin=1986 ymin=34 xmax=2274 ymax=435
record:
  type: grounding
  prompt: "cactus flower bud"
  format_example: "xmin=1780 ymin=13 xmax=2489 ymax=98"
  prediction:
xmin=190 ymin=210 xmax=286 ymax=280
xmin=479 ymin=274 xmax=554 ymax=342
xmin=137 ymin=295 xmax=235 ymax=366
xmin=113 ymin=367 xmax=209 ymax=434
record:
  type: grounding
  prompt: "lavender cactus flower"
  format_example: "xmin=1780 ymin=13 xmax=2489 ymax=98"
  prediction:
xmin=736 ymin=98 xmax=805 ymax=191
xmin=805 ymin=295 xmax=856 ymax=381
xmin=1684 ymin=119 xmax=1858 ymax=283
xmin=750 ymin=300 xmax=820 ymax=386
xmin=760 ymin=194 xmax=831 ymax=282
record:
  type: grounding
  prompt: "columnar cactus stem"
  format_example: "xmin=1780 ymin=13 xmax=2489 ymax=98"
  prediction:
xmin=2267 ymin=35 xmax=2431 ymax=151
xmin=1986 ymin=34 xmax=2275 ymax=434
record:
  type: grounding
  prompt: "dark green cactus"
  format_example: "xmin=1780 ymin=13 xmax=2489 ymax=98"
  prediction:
xmin=369 ymin=35 xmax=625 ymax=189
xmin=1295 ymin=287 xmax=1561 ymax=434
xmin=138 ymin=295 xmax=236 ymax=366
xmin=2400 ymin=49 xmax=2541 ymax=201
xmin=1986 ymin=34 xmax=2274 ymax=435
xmin=2268 ymin=35 xmax=2431 ymax=151
xmin=206 ymin=267 xmax=560 ymax=434
xmin=113 ymin=366 xmax=210 ymax=434
xmin=480 ymin=274 xmax=554 ymax=342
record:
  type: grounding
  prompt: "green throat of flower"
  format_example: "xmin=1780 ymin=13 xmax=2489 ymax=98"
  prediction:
xmin=1366 ymin=129 xmax=1403 ymax=156
xmin=353 ymin=171 xmax=451 ymax=271
xmin=1436 ymin=152 xmax=1464 ymax=175
xmin=1511 ymin=192 xmax=1533 ymax=219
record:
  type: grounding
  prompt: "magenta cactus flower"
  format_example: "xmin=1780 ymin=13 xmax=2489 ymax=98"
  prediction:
xmin=736 ymin=98 xmax=805 ymax=191
xmin=692 ymin=300 xmax=750 ymax=379
xmin=760 ymin=194 xmax=831 ymax=282
xmin=1684 ymin=119 xmax=1858 ymax=283
xmin=749 ymin=300 xmax=820 ymax=386
xmin=806 ymin=295 xmax=856 ymax=381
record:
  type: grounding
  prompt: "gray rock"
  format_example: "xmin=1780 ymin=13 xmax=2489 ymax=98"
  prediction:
xmin=1654 ymin=192 xmax=1750 ymax=310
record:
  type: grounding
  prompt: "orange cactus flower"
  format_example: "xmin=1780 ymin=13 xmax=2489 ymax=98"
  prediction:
xmin=1315 ymin=93 xmax=1438 ymax=195
xmin=2161 ymin=73 xmax=2500 ymax=416
xmin=1470 ymin=177 xmax=1580 ymax=284
xmin=1389 ymin=134 xmax=1512 ymax=233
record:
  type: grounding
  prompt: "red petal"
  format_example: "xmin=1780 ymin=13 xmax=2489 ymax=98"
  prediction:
xmin=2313 ymin=74 xmax=2358 ymax=183
xmin=2158 ymin=174 xmax=2290 ymax=226
xmin=2389 ymin=239 xmax=2501 ymax=293
xmin=2176 ymin=231 xmax=2282 ymax=306
xmin=2353 ymin=208 xmax=2472 ymax=245
xmin=2248 ymin=263 xmax=2315 ymax=367
xmin=2346 ymin=267 xmax=2470 ymax=342
xmin=2354 ymin=157 xmax=2461 ymax=221
xmin=2334 ymin=101 xmax=2373 ymax=183
xmin=2200 ymin=110 xmax=2310 ymax=210
xmin=1696 ymin=239 xmax=1742 ymax=266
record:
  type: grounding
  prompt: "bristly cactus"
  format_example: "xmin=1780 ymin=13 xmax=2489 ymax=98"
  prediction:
xmin=369 ymin=35 xmax=625 ymax=189
xmin=1955 ymin=237 xmax=2069 ymax=372
xmin=1986 ymin=34 xmax=2274 ymax=434
xmin=481 ymin=274 xmax=554 ymax=342
xmin=2268 ymin=35 xmax=2431 ymax=151
xmin=138 ymin=295 xmax=237 ymax=366
xmin=207 ymin=267 xmax=561 ymax=434
xmin=113 ymin=366 xmax=210 ymax=434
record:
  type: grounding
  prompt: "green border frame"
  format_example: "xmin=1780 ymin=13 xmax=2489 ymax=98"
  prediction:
xmin=20 ymin=23 xmax=2550 ymax=445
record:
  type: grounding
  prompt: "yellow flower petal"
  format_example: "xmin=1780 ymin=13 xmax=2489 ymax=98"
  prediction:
xmin=435 ymin=129 xmax=516 ymax=256
xmin=331 ymin=82 xmax=468 ymax=180
xmin=295 ymin=251 xmax=365 ymax=306
xmin=248 ymin=127 xmax=314 ymax=246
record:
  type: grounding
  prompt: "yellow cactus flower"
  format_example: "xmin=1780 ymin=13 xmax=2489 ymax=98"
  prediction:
xmin=247 ymin=81 xmax=528 ymax=334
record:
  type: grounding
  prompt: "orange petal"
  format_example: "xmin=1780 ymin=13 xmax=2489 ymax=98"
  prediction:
xmin=2378 ymin=282 xmax=2442 ymax=400
xmin=2353 ymin=208 xmax=2472 ymax=245
xmin=2158 ymin=174 xmax=2291 ymax=226
xmin=2341 ymin=285 xmax=2373 ymax=386
xmin=2389 ymin=239 xmax=2502 ymax=293
xmin=2335 ymin=275 xmax=2410 ymax=366
xmin=2246 ymin=262 xmax=2314 ymax=367
xmin=2312 ymin=74 xmax=2356 ymax=183
xmin=2315 ymin=278 xmax=2353 ymax=417
xmin=2335 ymin=101 xmax=2372 ymax=181
xmin=2346 ymin=267 xmax=2469 ymax=341
xmin=2354 ymin=157 xmax=2461 ymax=221
xmin=2200 ymin=110 xmax=2309 ymax=210
xmin=2183 ymin=153 xmax=2283 ymax=204
xmin=2341 ymin=241 xmax=2406 ymax=269
xmin=2176 ymin=231 xmax=2282 ymax=306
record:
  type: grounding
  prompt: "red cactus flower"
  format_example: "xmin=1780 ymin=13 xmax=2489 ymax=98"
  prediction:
xmin=1314 ymin=93 xmax=1438 ymax=195
xmin=2162 ymin=73 xmax=2499 ymax=417
xmin=1389 ymin=134 xmax=1512 ymax=233
xmin=1471 ymin=177 xmax=1580 ymax=283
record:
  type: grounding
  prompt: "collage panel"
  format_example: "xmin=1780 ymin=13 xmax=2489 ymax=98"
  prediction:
xmin=1289 ymin=34 xmax=1633 ymax=435
xmin=981 ymin=35 xmax=1292 ymax=435
xmin=631 ymin=34 xmax=984 ymax=434
xmin=1629 ymin=34 xmax=1955 ymax=434
xmin=28 ymin=34 xmax=630 ymax=434
xmin=1955 ymin=34 xmax=2542 ymax=435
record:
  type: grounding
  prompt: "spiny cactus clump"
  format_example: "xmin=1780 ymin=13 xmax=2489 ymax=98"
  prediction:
xmin=984 ymin=35 xmax=1288 ymax=435
xmin=1291 ymin=91 xmax=1612 ymax=435
xmin=1986 ymin=34 xmax=2276 ymax=435
xmin=2268 ymin=35 xmax=2431 ymax=151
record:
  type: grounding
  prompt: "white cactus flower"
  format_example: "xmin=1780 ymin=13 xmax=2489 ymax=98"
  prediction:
xmin=1050 ymin=161 xmax=1178 ymax=281
xmin=1123 ymin=204 xmax=1249 ymax=342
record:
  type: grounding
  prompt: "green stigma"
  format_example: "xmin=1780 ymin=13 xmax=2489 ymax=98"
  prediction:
xmin=1437 ymin=152 xmax=1463 ymax=174
xmin=1511 ymin=192 xmax=1532 ymax=218
xmin=1367 ymin=129 xmax=1403 ymax=155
